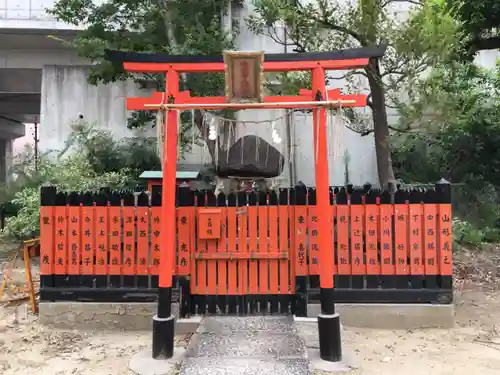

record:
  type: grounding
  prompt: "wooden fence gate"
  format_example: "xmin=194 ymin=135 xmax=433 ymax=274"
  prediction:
xmin=181 ymin=190 xmax=295 ymax=315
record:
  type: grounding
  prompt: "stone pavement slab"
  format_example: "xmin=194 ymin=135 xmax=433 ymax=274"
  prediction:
xmin=180 ymin=357 xmax=311 ymax=375
xmin=179 ymin=316 xmax=312 ymax=375
xmin=197 ymin=316 xmax=296 ymax=333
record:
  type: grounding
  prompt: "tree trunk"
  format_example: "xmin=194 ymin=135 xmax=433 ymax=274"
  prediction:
xmin=366 ymin=58 xmax=396 ymax=190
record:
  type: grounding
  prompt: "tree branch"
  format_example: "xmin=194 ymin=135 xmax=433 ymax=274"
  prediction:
xmin=469 ymin=35 xmax=500 ymax=54
xmin=267 ymin=25 xmax=286 ymax=46
xmin=366 ymin=93 xmax=373 ymax=109
xmin=295 ymin=0 xmax=366 ymax=45
xmin=361 ymin=124 xmax=417 ymax=136
xmin=326 ymin=70 xmax=366 ymax=81
xmin=381 ymin=0 xmax=423 ymax=7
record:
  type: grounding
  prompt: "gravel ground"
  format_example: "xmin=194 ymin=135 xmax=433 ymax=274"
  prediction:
xmin=0 ymin=248 xmax=499 ymax=375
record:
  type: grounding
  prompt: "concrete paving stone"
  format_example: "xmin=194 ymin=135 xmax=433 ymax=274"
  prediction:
xmin=197 ymin=316 xmax=296 ymax=334
xmin=179 ymin=357 xmax=312 ymax=375
xmin=185 ymin=330 xmax=307 ymax=359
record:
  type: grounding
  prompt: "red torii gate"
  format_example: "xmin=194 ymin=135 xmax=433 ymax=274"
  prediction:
xmin=106 ymin=45 xmax=386 ymax=363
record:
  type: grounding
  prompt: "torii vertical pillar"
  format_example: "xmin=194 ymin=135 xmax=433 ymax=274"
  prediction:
xmin=312 ymin=66 xmax=342 ymax=362
xmin=152 ymin=70 xmax=179 ymax=359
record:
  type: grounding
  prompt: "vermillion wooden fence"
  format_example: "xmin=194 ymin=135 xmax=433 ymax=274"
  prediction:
xmin=39 ymin=183 xmax=453 ymax=317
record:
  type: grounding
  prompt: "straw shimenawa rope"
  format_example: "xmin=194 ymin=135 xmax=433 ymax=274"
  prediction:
xmin=156 ymin=93 xmax=166 ymax=168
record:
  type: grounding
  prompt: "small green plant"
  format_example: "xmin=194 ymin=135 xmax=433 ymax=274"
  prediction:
xmin=452 ymin=217 xmax=500 ymax=248
xmin=453 ymin=218 xmax=484 ymax=247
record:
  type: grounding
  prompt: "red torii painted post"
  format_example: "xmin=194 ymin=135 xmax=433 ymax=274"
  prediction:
xmin=107 ymin=45 xmax=386 ymax=362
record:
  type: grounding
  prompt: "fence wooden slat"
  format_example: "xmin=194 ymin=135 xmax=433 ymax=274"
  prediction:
xmin=365 ymin=199 xmax=379 ymax=275
xmin=67 ymin=199 xmax=81 ymax=275
xmin=294 ymin=189 xmax=308 ymax=277
xmin=108 ymin=204 xmax=122 ymax=275
xmin=268 ymin=193 xmax=279 ymax=295
xmin=409 ymin=203 xmax=424 ymax=275
xmin=80 ymin=198 xmax=95 ymax=275
xmin=438 ymin=203 xmax=453 ymax=276
xmin=237 ymin=192 xmax=248 ymax=296
xmin=336 ymin=204 xmax=350 ymax=275
xmin=196 ymin=193 xmax=207 ymax=295
xmin=278 ymin=190 xmax=289 ymax=294
xmin=217 ymin=194 xmax=228 ymax=295
xmin=350 ymin=194 xmax=365 ymax=275
xmin=188 ymin=206 xmax=196 ymax=280
xmin=307 ymin=210 xmax=320 ymax=276
xmin=257 ymin=195 xmax=269 ymax=294
xmin=150 ymin=205 xmax=161 ymax=275
xmin=40 ymin=204 xmax=54 ymax=275
xmin=136 ymin=194 xmax=150 ymax=275
xmin=94 ymin=197 xmax=108 ymax=275
xmin=54 ymin=199 xmax=68 ymax=275
xmin=379 ymin=195 xmax=394 ymax=276
xmin=227 ymin=194 xmax=238 ymax=296
xmin=206 ymin=193 xmax=217 ymax=295
xmin=248 ymin=193 xmax=259 ymax=295
xmin=330 ymin=198 xmax=337 ymax=277
xmin=289 ymin=191 xmax=296 ymax=294
xmin=178 ymin=188 xmax=195 ymax=278
xmin=122 ymin=198 xmax=136 ymax=275
xmin=394 ymin=193 xmax=410 ymax=275
xmin=424 ymin=200 xmax=438 ymax=275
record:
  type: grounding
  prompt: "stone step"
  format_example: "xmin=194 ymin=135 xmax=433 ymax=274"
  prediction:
xmin=197 ymin=316 xmax=296 ymax=334
xmin=185 ymin=330 xmax=307 ymax=359
xmin=179 ymin=357 xmax=312 ymax=375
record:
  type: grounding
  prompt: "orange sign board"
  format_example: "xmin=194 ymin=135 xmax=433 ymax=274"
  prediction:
xmin=198 ymin=208 xmax=222 ymax=240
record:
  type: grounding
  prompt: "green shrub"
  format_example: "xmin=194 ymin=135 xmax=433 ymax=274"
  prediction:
xmin=0 ymin=122 xmax=160 ymax=240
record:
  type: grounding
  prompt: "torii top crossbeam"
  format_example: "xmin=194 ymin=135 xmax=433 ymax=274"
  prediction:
xmin=106 ymin=45 xmax=386 ymax=329
xmin=107 ymin=45 xmax=386 ymax=73
xmin=107 ymin=46 xmax=386 ymax=112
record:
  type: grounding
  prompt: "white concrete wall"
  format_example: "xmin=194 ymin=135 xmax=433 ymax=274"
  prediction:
xmin=0 ymin=49 xmax=87 ymax=69
xmin=39 ymin=65 xmax=153 ymax=153
xmin=0 ymin=0 xmax=105 ymax=30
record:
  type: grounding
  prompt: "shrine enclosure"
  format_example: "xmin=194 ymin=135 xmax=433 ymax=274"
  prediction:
xmin=38 ymin=46 xmax=453 ymax=362
xmin=39 ymin=184 xmax=453 ymax=308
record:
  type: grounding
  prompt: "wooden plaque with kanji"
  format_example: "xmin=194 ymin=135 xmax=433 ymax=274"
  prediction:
xmin=223 ymin=51 xmax=264 ymax=103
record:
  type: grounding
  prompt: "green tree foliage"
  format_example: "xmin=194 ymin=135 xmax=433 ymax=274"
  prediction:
xmin=1 ymin=122 xmax=161 ymax=239
xmin=61 ymin=121 xmax=161 ymax=177
xmin=393 ymin=62 xmax=500 ymax=236
xmin=446 ymin=0 xmax=500 ymax=58
xmin=48 ymin=0 xmax=239 ymax=162
xmin=247 ymin=0 xmax=461 ymax=188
